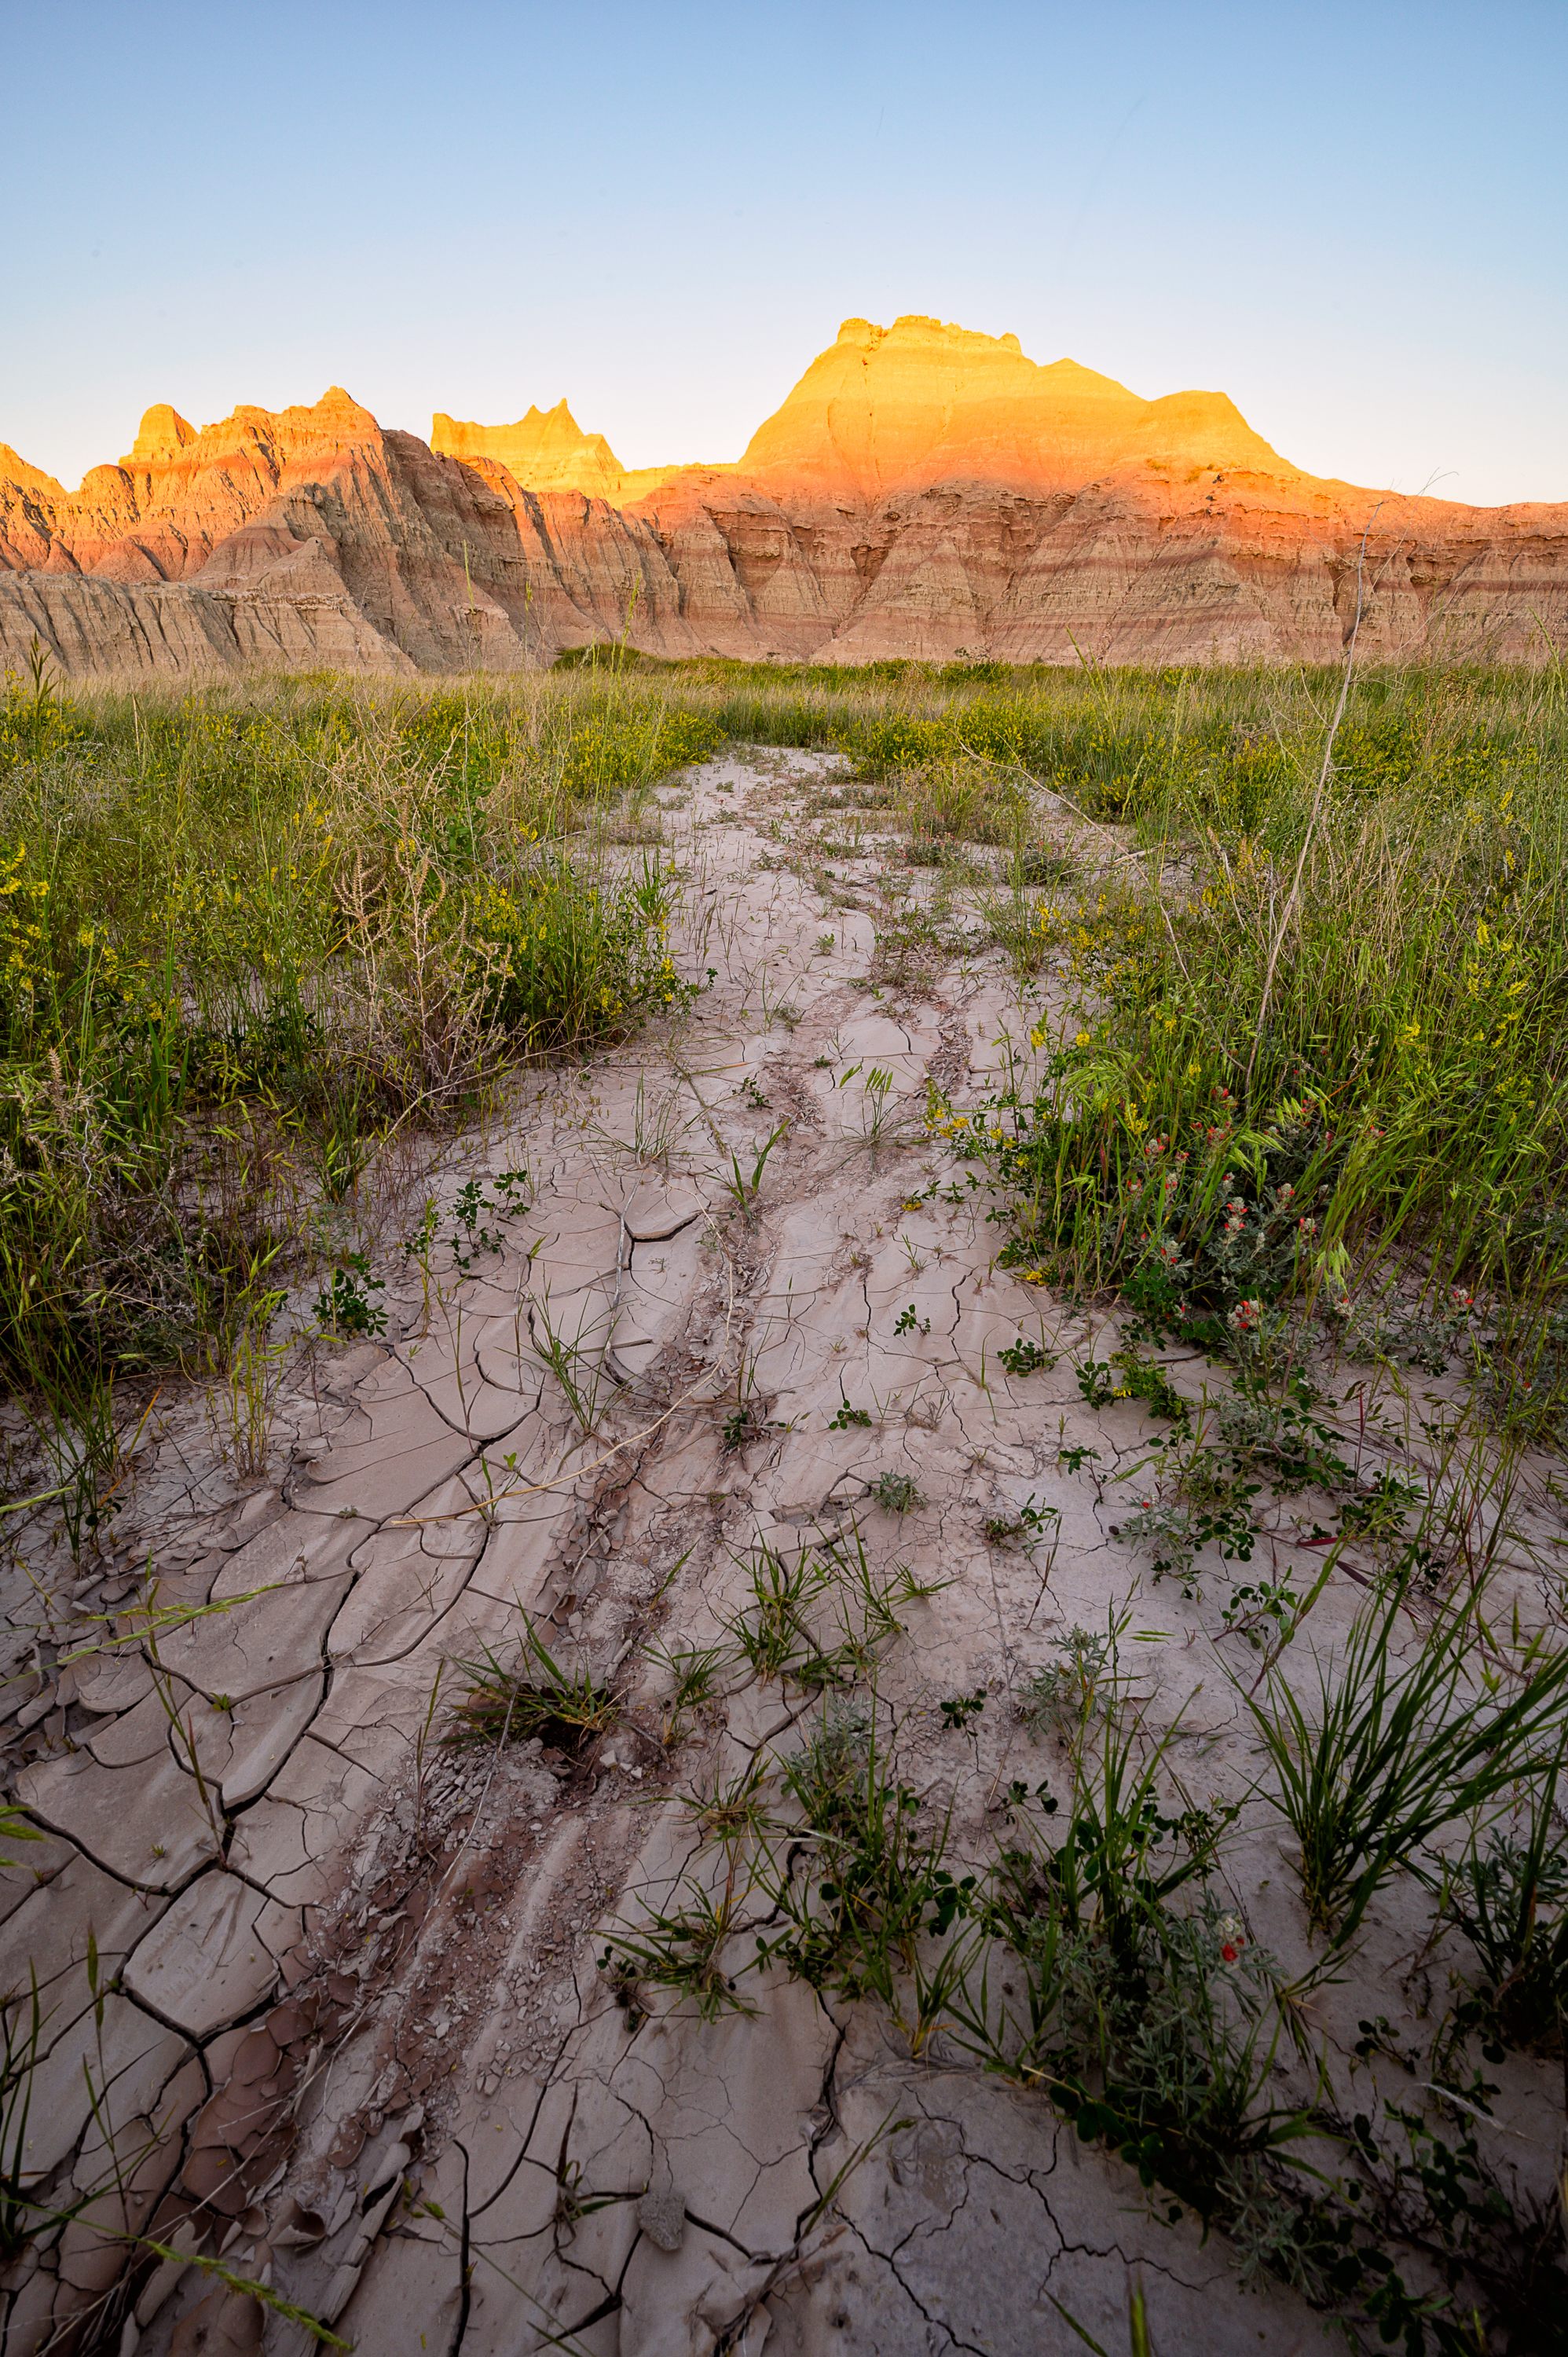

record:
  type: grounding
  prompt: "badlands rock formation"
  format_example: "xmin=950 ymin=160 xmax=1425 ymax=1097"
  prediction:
xmin=4 ymin=316 xmax=1566 ymax=677
xmin=430 ymin=400 xmax=691 ymax=508
xmin=0 ymin=386 xmax=701 ymax=679
xmin=431 ymin=399 xmax=632 ymax=501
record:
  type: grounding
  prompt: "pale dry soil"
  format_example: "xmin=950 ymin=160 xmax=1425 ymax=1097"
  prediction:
xmin=1 ymin=753 xmax=1561 ymax=2357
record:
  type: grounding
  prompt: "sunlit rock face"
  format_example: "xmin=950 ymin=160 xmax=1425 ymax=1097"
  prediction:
xmin=738 ymin=313 xmax=1285 ymax=503
xmin=4 ymin=323 xmax=1567 ymax=676
xmin=0 ymin=390 xmax=702 ymax=676
xmin=430 ymin=401 xmax=628 ymax=500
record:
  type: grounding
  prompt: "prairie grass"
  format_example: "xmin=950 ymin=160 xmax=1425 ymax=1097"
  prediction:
xmin=0 ymin=664 xmax=715 ymax=1499
xmin=5 ymin=644 xmax=1567 ymax=1496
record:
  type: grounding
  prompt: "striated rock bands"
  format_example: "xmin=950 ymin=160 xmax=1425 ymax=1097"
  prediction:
xmin=5 ymin=317 xmax=1566 ymax=678
xmin=0 ymin=391 xmax=705 ymax=679
xmin=431 ymin=398 xmax=631 ymax=501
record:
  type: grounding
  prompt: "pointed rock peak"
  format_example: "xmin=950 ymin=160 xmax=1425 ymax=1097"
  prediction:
xmin=122 ymin=405 xmax=197 ymax=467
xmin=0 ymin=442 xmax=68 ymax=499
xmin=429 ymin=402 xmax=625 ymax=493
xmin=310 ymin=387 xmax=379 ymax=432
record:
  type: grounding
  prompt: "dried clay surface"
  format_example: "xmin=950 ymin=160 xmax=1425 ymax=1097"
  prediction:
xmin=3 ymin=753 xmax=1562 ymax=2357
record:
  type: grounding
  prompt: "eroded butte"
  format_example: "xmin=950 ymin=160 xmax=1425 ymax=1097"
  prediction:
xmin=5 ymin=315 xmax=1566 ymax=677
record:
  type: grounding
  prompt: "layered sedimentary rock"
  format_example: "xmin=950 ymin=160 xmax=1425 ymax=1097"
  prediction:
xmin=0 ymin=390 xmax=703 ymax=677
xmin=4 ymin=317 xmax=1566 ymax=679
xmin=430 ymin=399 xmax=628 ymax=500
xmin=738 ymin=314 xmax=1287 ymax=503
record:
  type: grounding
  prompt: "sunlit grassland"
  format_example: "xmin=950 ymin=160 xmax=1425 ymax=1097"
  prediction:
xmin=2 ymin=644 xmax=1566 ymax=1519
xmin=5 ymin=646 xmax=1568 ymax=2343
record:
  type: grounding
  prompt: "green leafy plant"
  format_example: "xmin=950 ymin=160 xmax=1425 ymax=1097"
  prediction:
xmin=1016 ymin=1615 xmax=1127 ymax=1741
xmin=1074 ymin=1349 xmax=1188 ymax=1424
xmin=756 ymin=1704 xmax=976 ymax=2052
xmin=984 ymin=1494 xmax=1059 ymax=1551
xmin=315 ymin=1253 xmax=387 ymax=1338
xmin=940 ymin=1688 xmax=987 ymax=1732
xmin=1220 ymin=1575 xmax=1303 ymax=1652
xmin=871 ymin=1468 xmax=923 ymax=1515
xmin=998 ymin=1333 xmax=1056 ymax=1376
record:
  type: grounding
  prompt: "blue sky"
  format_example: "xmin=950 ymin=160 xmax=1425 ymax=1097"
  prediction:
xmin=3 ymin=0 xmax=1563 ymax=505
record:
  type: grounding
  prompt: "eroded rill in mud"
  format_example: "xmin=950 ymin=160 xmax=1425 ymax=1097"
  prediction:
xmin=3 ymin=750 xmax=1561 ymax=2357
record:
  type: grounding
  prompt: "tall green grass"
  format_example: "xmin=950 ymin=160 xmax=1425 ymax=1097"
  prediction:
xmin=5 ymin=648 xmax=1566 ymax=1499
xmin=0 ymin=665 xmax=715 ymax=1479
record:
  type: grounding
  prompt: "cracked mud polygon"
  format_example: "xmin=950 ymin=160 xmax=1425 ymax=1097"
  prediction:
xmin=4 ymin=750 xmax=1563 ymax=2357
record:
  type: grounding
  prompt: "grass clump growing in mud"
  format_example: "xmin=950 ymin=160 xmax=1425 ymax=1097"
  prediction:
xmin=448 ymin=1615 xmax=621 ymax=1754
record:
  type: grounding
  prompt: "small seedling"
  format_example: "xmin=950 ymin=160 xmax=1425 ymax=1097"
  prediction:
xmin=940 ymin=1689 xmax=987 ymax=1732
xmin=871 ymin=1470 xmax=923 ymax=1516
xmin=998 ymin=1335 xmax=1056 ymax=1377
xmin=1220 ymin=1578 xmax=1302 ymax=1651
xmin=827 ymin=1398 xmax=874 ymax=1431
xmin=893 ymin=1304 xmax=931 ymax=1338
xmin=720 ymin=1121 xmax=789 ymax=1221
xmin=983 ymin=1496 xmax=1058 ymax=1550
xmin=720 ymin=1350 xmax=775 ymax=1452
xmin=720 ymin=1403 xmax=771 ymax=1451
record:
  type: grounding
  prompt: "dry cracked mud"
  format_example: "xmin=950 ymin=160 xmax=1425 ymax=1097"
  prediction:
xmin=4 ymin=751 xmax=1562 ymax=2357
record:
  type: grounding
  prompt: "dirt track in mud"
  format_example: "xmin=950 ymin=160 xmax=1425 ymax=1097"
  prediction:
xmin=10 ymin=749 xmax=1551 ymax=2357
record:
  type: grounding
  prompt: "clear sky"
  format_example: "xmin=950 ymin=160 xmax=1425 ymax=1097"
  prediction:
xmin=3 ymin=0 xmax=1563 ymax=508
